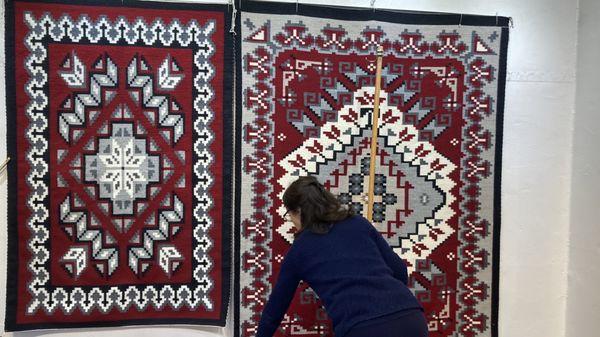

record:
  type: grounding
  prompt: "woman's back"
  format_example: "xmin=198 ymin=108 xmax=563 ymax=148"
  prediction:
xmin=257 ymin=214 xmax=423 ymax=337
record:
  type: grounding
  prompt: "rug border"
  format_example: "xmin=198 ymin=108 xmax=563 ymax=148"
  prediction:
xmin=491 ymin=26 xmax=509 ymax=337
xmin=237 ymin=0 xmax=510 ymax=26
xmin=233 ymin=1 xmax=242 ymax=336
xmin=233 ymin=2 xmax=509 ymax=337
xmin=4 ymin=0 xmax=19 ymax=332
xmin=4 ymin=0 xmax=233 ymax=331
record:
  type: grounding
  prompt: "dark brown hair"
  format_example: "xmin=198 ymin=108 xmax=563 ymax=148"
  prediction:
xmin=282 ymin=176 xmax=355 ymax=239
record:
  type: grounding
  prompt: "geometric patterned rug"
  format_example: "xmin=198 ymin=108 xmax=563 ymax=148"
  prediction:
xmin=4 ymin=0 xmax=232 ymax=331
xmin=235 ymin=2 xmax=508 ymax=337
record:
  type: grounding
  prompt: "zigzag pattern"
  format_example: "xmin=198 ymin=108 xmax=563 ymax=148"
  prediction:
xmin=23 ymin=11 xmax=216 ymax=46
xmin=127 ymin=54 xmax=185 ymax=143
xmin=58 ymin=52 xmax=118 ymax=143
xmin=128 ymin=194 xmax=184 ymax=275
xmin=59 ymin=195 xmax=118 ymax=277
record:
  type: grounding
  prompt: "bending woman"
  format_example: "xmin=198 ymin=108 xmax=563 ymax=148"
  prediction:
xmin=256 ymin=176 xmax=428 ymax=337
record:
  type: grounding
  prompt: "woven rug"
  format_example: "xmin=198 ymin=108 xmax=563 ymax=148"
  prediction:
xmin=5 ymin=0 xmax=233 ymax=331
xmin=235 ymin=2 xmax=508 ymax=337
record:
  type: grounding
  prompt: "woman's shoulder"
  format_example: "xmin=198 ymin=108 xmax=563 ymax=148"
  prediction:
xmin=344 ymin=213 xmax=368 ymax=226
xmin=294 ymin=214 xmax=366 ymax=240
xmin=330 ymin=214 xmax=370 ymax=233
xmin=343 ymin=214 xmax=377 ymax=234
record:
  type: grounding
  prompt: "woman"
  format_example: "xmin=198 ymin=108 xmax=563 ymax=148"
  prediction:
xmin=256 ymin=176 xmax=428 ymax=337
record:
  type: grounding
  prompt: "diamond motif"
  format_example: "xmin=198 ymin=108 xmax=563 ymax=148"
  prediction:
xmin=277 ymin=88 xmax=456 ymax=273
xmin=85 ymin=121 xmax=160 ymax=215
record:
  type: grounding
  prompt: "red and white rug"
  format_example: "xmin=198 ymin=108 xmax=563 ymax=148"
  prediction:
xmin=5 ymin=0 xmax=233 ymax=331
xmin=235 ymin=2 xmax=508 ymax=337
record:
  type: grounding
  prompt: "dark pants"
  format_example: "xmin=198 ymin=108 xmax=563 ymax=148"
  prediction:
xmin=344 ymin=308 xmax=429 ymax=337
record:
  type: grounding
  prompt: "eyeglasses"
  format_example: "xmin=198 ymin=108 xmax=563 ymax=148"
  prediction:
xmin=283 ymin=209 xmax=291 ymax=221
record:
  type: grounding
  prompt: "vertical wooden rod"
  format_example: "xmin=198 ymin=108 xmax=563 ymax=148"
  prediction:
xmin=366 ymin=46 xmax=384 ymax=222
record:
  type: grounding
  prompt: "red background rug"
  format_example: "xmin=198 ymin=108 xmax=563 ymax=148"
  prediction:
xmin=236 ymin=2 xmax=508 ymax=337
xmin=5 ymin=0 xmax=233 ymax=331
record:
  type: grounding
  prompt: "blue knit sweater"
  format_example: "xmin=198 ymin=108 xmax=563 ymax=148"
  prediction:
xmin=256 ymin=214 xmax=423 ymax=337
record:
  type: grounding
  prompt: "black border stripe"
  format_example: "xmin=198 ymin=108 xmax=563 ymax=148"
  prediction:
xmin=4 ymin=0 xmax=233 ymax=331
xmin=5 ymin=0 xmax=19 ymax=332
xmin=238 ymin=0 xmax=510 ymax=26
xmin=233 ymin=0 xmax=242 ymax=336
xmin=491 ymin=26 xmax=509 ymax=337
xmin=220 ymin=0 xmax=234 ymax=330
xmin=12 ymin=0 xmax=229 ymax=11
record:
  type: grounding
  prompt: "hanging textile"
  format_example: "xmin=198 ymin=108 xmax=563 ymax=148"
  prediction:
xmin=5 ymin=0 xmax=233 ymax=331
xmin=235 ymin=2 xmax=508 ymax=337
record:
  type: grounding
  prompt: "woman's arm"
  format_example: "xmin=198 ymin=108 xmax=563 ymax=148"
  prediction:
xmin=256 ymin=249 xmax=301 ymax=337
xmin=369 ymin=222 xmax=409 ymax=285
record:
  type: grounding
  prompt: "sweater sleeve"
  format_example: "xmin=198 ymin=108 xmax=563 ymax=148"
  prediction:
xmin=255 ymin=248 xmax=301 ymax=337
xmin=369 ymin=220 xmax=409 ymax=285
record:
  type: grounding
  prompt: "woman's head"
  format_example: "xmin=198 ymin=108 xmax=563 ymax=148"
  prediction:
xmin=282 ymin=176 xmax=355 ymax=238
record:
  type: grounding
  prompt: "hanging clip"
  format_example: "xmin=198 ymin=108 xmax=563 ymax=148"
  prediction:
xmin=459 ymin=13 xmax=463 ymax=26
xmin=0 ymin=157 xmax=10 ymax=173
xmin=296 ymin=0 xmax=299 ymax=14
xmin=370 ymin=0 xmax=376 ymax=12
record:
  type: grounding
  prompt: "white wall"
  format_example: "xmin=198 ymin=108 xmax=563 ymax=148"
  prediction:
xmin=565 ymin=0 xmax=600 ymax=336
xmin=0 ymin=1 xmax=579 ymax=337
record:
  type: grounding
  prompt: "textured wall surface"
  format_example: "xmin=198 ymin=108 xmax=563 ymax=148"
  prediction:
xmin=565 ymin=0 xmax=600 ymax=336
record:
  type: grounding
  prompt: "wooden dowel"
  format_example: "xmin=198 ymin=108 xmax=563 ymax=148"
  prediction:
xmin=366 ymin=46 xmax=384 ymax=222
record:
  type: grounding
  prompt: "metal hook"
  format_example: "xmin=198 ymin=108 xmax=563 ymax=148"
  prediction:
xmin=296 ymin=0 xmax=299 ymax=14
xmin=459 ymin=13 xmax=463 ymax=26
xmin=495 ymin=12 xmax=499 ymax=26
xmin=370 ymin=0 xmax=376 ymax=12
